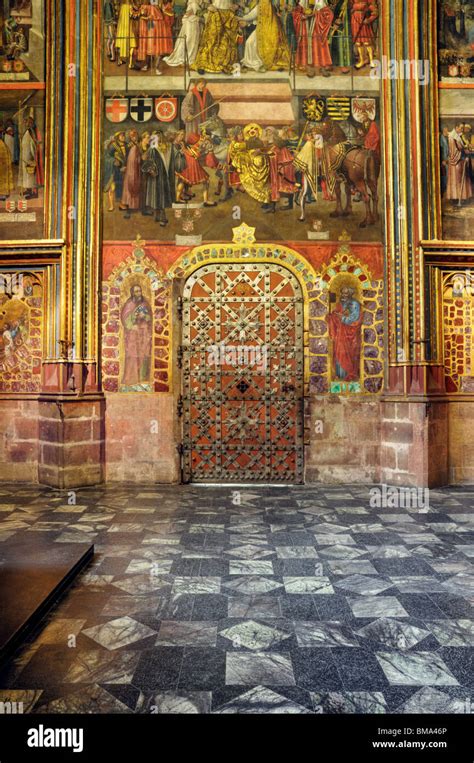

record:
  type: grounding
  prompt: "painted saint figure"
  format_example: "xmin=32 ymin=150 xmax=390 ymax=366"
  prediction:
xmin=121 ymin=284 xmax=152 ymax=387
xmin=326 ymin=286 xmax=363 ymax=381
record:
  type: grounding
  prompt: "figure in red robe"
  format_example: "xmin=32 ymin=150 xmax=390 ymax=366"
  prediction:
xmin=174 ymin=130 xmax=217 ymax=206
xmin=121 ymin=285 xmax=152 ymax=387
xmin=362 ymin=119 xmax=380 ymax=159
xmin=137 ymin=1 xmax=174 ymax=74
xmin=326 ymin=286 xmax=363 ymax=382
xmin=265 ymin=131 xmax=297 ymax=211
xmin=293 ymin=0 xmax=334 ymax=75
xmin=350 ymin=0 xmax=379 ymax=69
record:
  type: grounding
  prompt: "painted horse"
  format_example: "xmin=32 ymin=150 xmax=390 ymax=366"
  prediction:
xmin=308 ymin=119 xmax=381 ymax=228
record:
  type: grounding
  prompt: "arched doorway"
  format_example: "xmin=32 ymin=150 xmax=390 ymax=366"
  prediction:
xmin=181 ymin=262 xmax=305 ymax=483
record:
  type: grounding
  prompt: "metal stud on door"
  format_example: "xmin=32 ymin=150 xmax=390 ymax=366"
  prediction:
xmin=181 ymin=263 xmax=305 ymax=483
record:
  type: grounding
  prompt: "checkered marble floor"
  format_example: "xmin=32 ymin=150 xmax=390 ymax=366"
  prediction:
xmin=0 ymin=483 xmax=473 ymax=715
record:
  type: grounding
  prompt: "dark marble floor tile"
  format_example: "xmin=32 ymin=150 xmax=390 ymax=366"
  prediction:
xmin=279 ymin=594 xmax=319 ymax=620
xmin=191 ymin=595 xmax=229 ymax=621
xmin=428 ymin=594 xmax=474 ymax=619
xmin=372 ymin=558 xmax=436 ymax=576
xmin=178 ymin=648 xmax=226 ymax=691
xmin=331 ymin=647 xmax=391 ymax=691
xmin=315 ymin=595 xmax=354 ymax=622
xmin=438 ymin=648 xmax=474 ymax=688
xmin=291 ymin=648 xmax=342 ymax=691
xmin=396 ymin=594 xmax=448 ymax=620
xmin=132 ymin=647 xmax=183 ymax=690
xmin=170 ymin=559 xmax=202 ymax=575
xmin=273 ymin=559 xmax=321 ymax=576
xmin=199 ymin=560 xmax=230 ymax=576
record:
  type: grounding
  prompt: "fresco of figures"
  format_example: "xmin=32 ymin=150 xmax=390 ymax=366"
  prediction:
xmin=103 ymin=0 xmax=380 ymax=78
xmin=0 ymin=1 xmax=45 ymax=239
xmin=0 ymin=1 xmax=44 ymax=82
xmin=439 ymin=115 xmax=474 ymax=239
xmin=103 ymin=84 xmax=381 ymax=241
xmin=438 ymin=0 xmax=474 ymax=80
xmin=327 ymin=276 xmax=363 ymax=384
xmin=437 ymin=2 xmax=473 ymax=239
xmin=0 ymin=102 xmax=44 ymax=239
xmin=0 ymin=273 xmax=43 ymax=393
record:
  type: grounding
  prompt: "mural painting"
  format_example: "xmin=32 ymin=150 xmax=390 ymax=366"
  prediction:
xmin=102 ymin=239 xmax=171 ymax=393
xmin=120 ymin=278 xmax=154 ymax=391
xmin=103 ymin=90 xmax=382 ymax=242
xmin=309 ymin=248 xmax=383 ymax=394
xmin=438 ymin=1 xmax=474 ymax=239
xmin=0 ymin=1 xmax=45 ymax=239
xmin=0 ymin=272 xmax=43 ymax=393
xmin=103 ymin=0 xmax=380 ymax=79
xmin=438 ymin=0 xmax=474 ymax=81
xmin=327 ymin=276 xmax=363 ymax=384
xmin=443 ymin=270 xmax=474 ymax=393
xmin=102 ymin=1 xmax=384 ymax=396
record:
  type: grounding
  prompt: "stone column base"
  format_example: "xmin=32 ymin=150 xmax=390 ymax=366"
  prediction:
xmin=38 ymin=396 xmax=105 ymax=489
xmin=380 ymin=398 xmax=449 ymax=488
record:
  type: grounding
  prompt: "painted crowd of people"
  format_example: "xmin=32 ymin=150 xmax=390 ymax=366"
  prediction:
xmin=104 ymin=79 xmax=381 ymax=224
xmin=104 ymin=0 xmax=379 ymax=76
xmin=0 ymin=114 xmax=44 ymax=201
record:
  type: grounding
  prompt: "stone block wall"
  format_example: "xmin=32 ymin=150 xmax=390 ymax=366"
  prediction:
xmin=0 ymin=399 xmax=39 ymax=481
xmin=105 ymin=393 xmax=179 ymax=483
xmin=305 ymin=395 xmax=381 ymax=483
xmin=380 ymin=400 xmax=449 ymax=488
xmin=38 ymin=399 xmax=105 ymax=489
xmin=448 ymin=402 xmax=474 ymax=484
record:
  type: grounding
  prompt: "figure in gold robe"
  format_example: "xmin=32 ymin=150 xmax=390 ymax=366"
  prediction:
xmin=240 ymin=0 xmax=290 ymax=72
xmin=229 ymin=123 xmax=271 ymax=204
xmin=192 ymin=0 xmax=240 ymax=74
xmin=116 ymin=0 xmax=139 ymax=66
xmin=0 ymin=137 xmax=14 ymax=199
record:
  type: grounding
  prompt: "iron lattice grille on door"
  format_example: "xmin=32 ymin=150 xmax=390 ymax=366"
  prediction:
xmin=181 ymin=263 xmax=305 ymax=483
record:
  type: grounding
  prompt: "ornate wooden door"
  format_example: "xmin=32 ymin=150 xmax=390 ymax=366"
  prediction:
xmin=181 ymin=263 xmax=304 ymax=483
